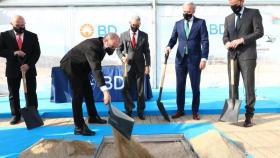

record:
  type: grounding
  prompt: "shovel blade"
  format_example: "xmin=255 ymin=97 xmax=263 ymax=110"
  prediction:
xmin=108 ymin=104 xmax=134 ymax=140
xmin=219 ymin=99 xmax=242 ymax=123
xmin=157 ymin=99 xmax=171 ymax=122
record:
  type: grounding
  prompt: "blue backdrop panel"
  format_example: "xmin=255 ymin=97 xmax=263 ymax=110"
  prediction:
xmin=50 ymin=66 xmax=152 ymax=103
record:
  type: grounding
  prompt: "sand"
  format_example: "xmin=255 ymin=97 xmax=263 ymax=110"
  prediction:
xmin=19 ymin=139 xmax=96 ymax=158
xmin=190 ymin=130 xmax=246 ymax=158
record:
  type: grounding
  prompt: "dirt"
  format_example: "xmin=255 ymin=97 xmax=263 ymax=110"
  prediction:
xmin=19 ymin=139 xmax=96 ymax=158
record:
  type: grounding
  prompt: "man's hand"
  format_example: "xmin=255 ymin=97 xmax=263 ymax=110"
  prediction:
xmin=14 ymin=50 xmax=26 ymax=57
xmin=165 ymin=47 xmax=171 ymax=54
xmin=199 ymin=61 xmax=206 ymax=70
xmin=145 ymin=66 xmax=150 ymax=74
xmin=20 ymin=64 xmax=29 ymax=73
xmin=225 ymin=42 xmax=232 ymax=49
xmin=103 ymin=90 xmax=111 ymax=105
xmin=231 ymin=38 xmax=244 ymax=49
xmin=122 ymin=54 xmax=128 ymax=65
xmin=225 ymin=38 xmax=244 ymax=49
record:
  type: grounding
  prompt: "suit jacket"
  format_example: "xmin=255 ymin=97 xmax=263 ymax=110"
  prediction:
xmin=60 ymin=37 xmax=106 ymax=87
xmin=116 ymin=30 xmax=150 ymax=73
xmin=167 ymin=17 xmax=209 ymax=65
xmin=0 ymin=30 xmax=41 ymax=78
xmin=223 ymin=7 xmax=264 ymax=60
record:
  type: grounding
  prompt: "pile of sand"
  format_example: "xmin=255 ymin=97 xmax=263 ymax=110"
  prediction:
xmin=112 ymin=128 xmax=155 ymax=158
xmin=190 ymin=130 xmax=246 ymax=158
xmin=20 ymin=139 xmax=96 ymax=158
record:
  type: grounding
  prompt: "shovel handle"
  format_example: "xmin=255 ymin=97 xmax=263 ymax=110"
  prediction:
xmin=18 ymin=56 xmax=27 ymax=93
xmin=21 ymin=70 xmax=27 ymax=93
xmin=159 ymin=53 xmax=169 ymax=88
xmin=230 ymin=59 xmax=234 ymax=85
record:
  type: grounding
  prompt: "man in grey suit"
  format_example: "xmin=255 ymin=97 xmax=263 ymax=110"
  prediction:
xmin=116 ymin=16 xmax=151 ymax=120
xmin=223 ymin=0 xmax=264 ymax=127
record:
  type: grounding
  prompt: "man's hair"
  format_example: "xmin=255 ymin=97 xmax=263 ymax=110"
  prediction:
xmin=104 ymin=32 xmax=119 ymax=40
xmin=183 ymin=2 xmax=196 ymax=10
xmin=130 ymin=15 xmax=141 ymax=22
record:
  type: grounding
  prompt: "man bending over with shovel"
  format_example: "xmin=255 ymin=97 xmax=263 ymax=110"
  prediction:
xmin=60 ymin=33 xmax=120 ymax=136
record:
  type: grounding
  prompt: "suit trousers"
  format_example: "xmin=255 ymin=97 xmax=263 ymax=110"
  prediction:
xmin=122 ymin=63 xmax=145 ymax=115
xmin=228 ymin=58 xmax=256 ymax=118
xmin=69 ymin=63 xmax=98 ymax=128
xmin=175 ymin=55 xmax=201 ymax=114
xmin=7 ymin=75 xmax=38 ymax=117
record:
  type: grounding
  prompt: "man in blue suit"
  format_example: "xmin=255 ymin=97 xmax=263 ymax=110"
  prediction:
xmin=165 ymin=2 xmax=209 ymax=120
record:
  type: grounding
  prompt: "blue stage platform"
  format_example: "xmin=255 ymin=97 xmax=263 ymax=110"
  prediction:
xmin=0 ymin=87 xmax=279 ymax=118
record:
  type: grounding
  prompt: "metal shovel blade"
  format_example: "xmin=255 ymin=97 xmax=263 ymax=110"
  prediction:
xmin=219 ymin=99 xmax=242 ymax=123
xmin=108 ymin=103 xmax=134 ymax=140
xmin=157 ymin=99 xmax=170 ymax=122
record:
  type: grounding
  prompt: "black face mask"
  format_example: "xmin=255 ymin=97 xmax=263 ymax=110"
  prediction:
xmin=183 ymin=13 xmax=193 ymax=21
xmin=105 ymin=47 xmax=115 ymax=55
xmin=231 ymin=5 xmax=242 ymax=15
xmin=130 ymin=26 xmax=139 ymax=33
xmin=13 ymin=26 xmax=25 ymax=34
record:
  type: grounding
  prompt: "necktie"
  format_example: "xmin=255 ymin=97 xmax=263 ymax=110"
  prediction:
xmin=184 ymin=21 xmax=189 ymax=54
xmin=185 ymin=21 xmax=190 ymax=38
xmin=16 ymin=34 xmax=22 ymax=50
xmin=132 ymin=32 xmax=136 ymax=49
xmin=236 ymin=14 xmax=241 ymax=32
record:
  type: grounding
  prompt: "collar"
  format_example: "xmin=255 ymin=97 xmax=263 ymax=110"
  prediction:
xmin=130 ymin=29 xmax=139 ymax=35
xmin=184 ymin=16 xmax=194 ymax=23
xmin=239 ymin=6 xmax=245 ymax=16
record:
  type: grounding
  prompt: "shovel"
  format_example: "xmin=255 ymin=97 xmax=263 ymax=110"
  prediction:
xmin=18 ymin=57 xmax=44 ymax=129
xmin=156 ymin=53 xmax=170 ymax=122
xmin=108 ymin=103 xmax=134 ymax=140
xmin=219 ymin=59 xmax=241 ymax=123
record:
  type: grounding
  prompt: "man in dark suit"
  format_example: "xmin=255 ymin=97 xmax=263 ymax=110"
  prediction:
xmin=0 ymin=15 xmax=40 ymax=125
xmin=223 ymin=0 xmax=264 ymax=127
xmin=165 ymin=2 xmax=209 ymax=120
xmin=116 ymin=16 xmax=151 ymax=120
xmin=60 ymin=33 xmax=120 ymax=136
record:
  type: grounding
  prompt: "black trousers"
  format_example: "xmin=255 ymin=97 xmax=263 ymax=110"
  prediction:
xmin=122 ymin=64 xmax=145 ymax=115
xmin=69 ymin=63 xmax=98 ymax=128
xmin=228 ymin=58 xmax=256 ymax=118
xmin=7 ymin=75 xmax=38 ymax=117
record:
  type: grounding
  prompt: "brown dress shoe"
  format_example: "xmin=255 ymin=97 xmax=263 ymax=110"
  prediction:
xmin=171 ymin=112 xmax=185 ymax=119
xmin=193 ymin=113 xmax=200 ymax=120
xmin=244 ymin=117 xmax=254 ymax=127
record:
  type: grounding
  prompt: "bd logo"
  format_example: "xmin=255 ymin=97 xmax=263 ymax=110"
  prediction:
xmin=80 ymin=23 xmax=117 ymax=38
xmin=90 ymin=74 xmax=124 ymax=90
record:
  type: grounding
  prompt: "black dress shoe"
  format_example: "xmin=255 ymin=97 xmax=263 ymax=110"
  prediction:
xmin=126 ymin=111 xmax=132 ymax=117
xmin=171 ymin=112 xmax=185 ymax=119
xmin=88 ymin=116 xmax=107 ymax=124
xmin=244 ymin=117 xmax=254 ymax=127
xmin=10 ymin=116 xmax=21 ymax=125
xmin=138 ymin=114 xmax=145 ymax=120
xmin=74 ymin=124 xmax=96 ymax=136
xmin=192 ymin=113 xmax=200 ymax=120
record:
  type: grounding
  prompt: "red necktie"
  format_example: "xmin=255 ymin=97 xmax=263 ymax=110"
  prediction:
xmin=16 ymin=34 xmax=22 ymax=50
xmin=132 ymin=32 xmax=136 ymax=49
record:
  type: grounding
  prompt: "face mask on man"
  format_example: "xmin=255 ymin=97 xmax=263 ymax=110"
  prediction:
xmin=231 ymin=5 xmax=242 ymax=15
xmin=13 ymin=26 xmax=25 ymax=34
xmin=183 ymin=13 xmax=193 ymax=21
xmin=105 ymin=47 xmax=115 ymax=55
xmin=130 ymin=26 xmax=139 ymax=33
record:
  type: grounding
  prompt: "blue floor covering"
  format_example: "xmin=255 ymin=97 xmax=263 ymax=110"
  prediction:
xmin=1 ymin=87 xmax=279 ymax=118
